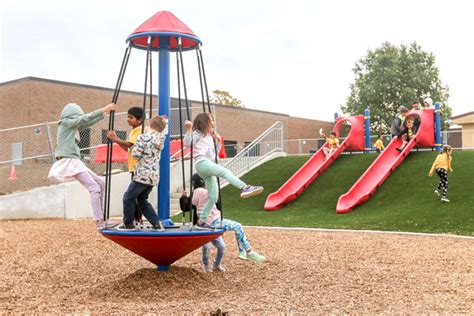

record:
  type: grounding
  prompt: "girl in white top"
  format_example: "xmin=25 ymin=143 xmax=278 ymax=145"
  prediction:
xmin=184 ymin=113 xmax=264 ymax=227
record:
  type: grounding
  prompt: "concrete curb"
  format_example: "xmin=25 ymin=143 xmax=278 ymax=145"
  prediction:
xmin=243 ymin=225 xmax=474 ymax=240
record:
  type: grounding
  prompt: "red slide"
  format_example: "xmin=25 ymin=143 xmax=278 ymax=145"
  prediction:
xmin=336 ymin=109 xmax=435 ymax=213
xmin=264 ymin=115 xmax=365 ymax=211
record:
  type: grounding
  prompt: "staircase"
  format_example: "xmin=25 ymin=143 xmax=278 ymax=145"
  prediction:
xmin=169 ymin=121 xmax=284 ymax=215
xmin=221 ymin=121 xmax=285 ymax=185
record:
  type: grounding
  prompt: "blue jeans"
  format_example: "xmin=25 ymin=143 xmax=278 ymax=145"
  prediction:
xmin=123 ymin=180 xmax=160 ymax=226
xmin=202 ymin=236 xmax=225 ymax=267
xmin=211 ymin=219 xmax=251 ymax=253
xmin=195 ymin=160 xmax=246 ymax=221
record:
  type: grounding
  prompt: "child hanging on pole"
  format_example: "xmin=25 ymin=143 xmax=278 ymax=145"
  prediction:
xmin=48 ymin=102 xmax=118 ymax=230
xmin=115 ymin=116 xmax=168 ymax=231
xmin=183 ymin=112 xmax=264 ymax=213
xmin=107 ymin=107 xmax=145 ymax=226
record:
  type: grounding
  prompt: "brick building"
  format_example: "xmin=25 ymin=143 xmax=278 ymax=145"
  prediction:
xmin=0 ymin=77 xmax=333 ymax=158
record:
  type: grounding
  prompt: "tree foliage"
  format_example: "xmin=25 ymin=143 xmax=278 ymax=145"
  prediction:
xmin=342 ymin=42 xmax=451 ymax=132
xmin=210 ymin=90 xmax=245 ymax=108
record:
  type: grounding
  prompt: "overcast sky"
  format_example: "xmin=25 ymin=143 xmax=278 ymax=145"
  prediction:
xmin=1 ymin=0 xmax=473 ymax=122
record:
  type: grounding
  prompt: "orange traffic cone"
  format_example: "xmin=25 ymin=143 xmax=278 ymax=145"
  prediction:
xmin=8 ymin=165 xmax=18 ymax=181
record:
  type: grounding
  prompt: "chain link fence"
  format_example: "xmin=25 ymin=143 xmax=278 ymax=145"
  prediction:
xmin=270 ymin=129 xmax=472 ymax=156
xmin=1 ymin=116 xmax=471 ymax=195
xmin=0 ymin=106 xmax=215 ymax=195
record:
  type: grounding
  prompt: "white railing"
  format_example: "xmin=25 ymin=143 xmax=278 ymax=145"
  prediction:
xmin=221 ymin=121 xmax=284 ymax=182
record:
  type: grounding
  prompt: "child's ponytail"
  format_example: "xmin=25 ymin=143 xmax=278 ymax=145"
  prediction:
xmin=441 ymin=145 xmax=452 ymax=155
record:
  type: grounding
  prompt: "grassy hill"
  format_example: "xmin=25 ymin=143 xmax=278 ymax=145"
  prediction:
xmin=218 ymin=151 xmax=474 ymax=235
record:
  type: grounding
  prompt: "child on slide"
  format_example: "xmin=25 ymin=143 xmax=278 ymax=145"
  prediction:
xmin=320 ymin=129 xmax=340 ymax=158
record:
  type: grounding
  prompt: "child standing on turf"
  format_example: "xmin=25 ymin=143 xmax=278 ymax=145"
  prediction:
xmin=374 ymin=135 xmax=385 ymax=153
xmin=429 ymin=145 xmax=453 ymax=203
xmin=107 ymin=107 xmax=145 ymax=225
xmin=116 ymin=116 xmax=168 ymax=230
xmin=183 ymin=113 xmax=264 ymax=224
xmin=48 ymin=102 xmax=118 ymax=230
xmin=321 ymin=131 xmax=340 ymax=158
xmin=191 ymin=173 xmax=265 ymax=263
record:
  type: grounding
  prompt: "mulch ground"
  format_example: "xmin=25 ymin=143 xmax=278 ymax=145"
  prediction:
xmin=1 ymin=219 xmax=473 ymax=314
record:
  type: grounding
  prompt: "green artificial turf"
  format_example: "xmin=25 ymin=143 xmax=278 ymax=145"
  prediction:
xmin=218 ymin=151 xmax=474 ymax=235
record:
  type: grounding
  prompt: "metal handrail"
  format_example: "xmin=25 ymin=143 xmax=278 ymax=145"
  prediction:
xmin=222 ymin=121 xmax=284 ymax=180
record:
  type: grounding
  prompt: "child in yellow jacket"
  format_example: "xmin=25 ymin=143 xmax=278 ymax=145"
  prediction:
xmin=429 ymin=145 xmax=453 ymax=203
xmin=374 ymin=135 xmax=385 ymax=153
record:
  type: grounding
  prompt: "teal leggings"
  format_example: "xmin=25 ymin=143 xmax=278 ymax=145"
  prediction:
xmin=195 ymin=159 xmax=246 ymax=221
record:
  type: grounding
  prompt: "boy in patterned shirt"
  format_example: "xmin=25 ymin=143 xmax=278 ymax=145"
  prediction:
xmin=117 ymin=115 xmax=168 ymax=231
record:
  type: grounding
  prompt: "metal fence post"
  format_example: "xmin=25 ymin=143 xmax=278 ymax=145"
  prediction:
xmin=435 ymin=102 xmax=441 ymax=151
xmin=45 ymin=122 xmax=55 ymax=163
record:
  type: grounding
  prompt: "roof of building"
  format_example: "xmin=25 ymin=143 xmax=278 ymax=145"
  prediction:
xmin=452 ymin=111 xmax=474 ymax=125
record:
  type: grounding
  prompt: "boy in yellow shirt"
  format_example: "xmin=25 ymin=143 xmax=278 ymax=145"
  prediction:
xmin=374 ymin=135 xmax=385 ymax=153
xmin=429 ymin=145 xmax=453 ymax=203
xmin=107 ymin=107 xmax=145 ymax=222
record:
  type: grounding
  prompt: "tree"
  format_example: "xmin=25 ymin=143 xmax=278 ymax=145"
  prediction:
xmin=210 ymin=90 xmax=245 ymax=108
xmin=342 ymin=42 xmax=451 ymax=132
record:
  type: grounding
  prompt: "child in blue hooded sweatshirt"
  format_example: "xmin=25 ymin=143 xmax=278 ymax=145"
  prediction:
xmin=48 ymin=102 xmax=117 ymax=229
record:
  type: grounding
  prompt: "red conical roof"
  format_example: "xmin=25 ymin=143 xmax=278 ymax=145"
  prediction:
xmin=127 ymin=11 xmax=201 ymax=51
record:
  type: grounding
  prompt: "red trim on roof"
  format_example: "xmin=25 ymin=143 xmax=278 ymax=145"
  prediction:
xmin=129 ymin=11 xmax=199 ymax=50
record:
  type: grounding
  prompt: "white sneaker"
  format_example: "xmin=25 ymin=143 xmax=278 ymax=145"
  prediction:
xmin=441 ymin=196 xmax=450 ymax=203
xmin=240 ymin=185 xmax=264 ymax=198
xmin=96 ymin=220 xmax=119 ymax=230
xmin=434 ymin=189 xmax=440 ymax=196
xmin=202 ymin=263 xmax=212 ymax=273
xmin=238 ymin=251 xmax=248 ymax=260
xmin=213 ymin=265 xmax=226 ymax=272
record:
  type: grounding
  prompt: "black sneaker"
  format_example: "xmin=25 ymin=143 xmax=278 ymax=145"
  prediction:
xmin=151 ymin=221 xmax=165 ymax=231
xmin=117 ymin=223 xmax=138 ymax=231
xmin=396 ymin=147 xmax=403 ymax=152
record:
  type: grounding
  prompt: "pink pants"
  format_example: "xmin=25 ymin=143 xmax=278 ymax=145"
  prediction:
xmin=75 ymin=171 xmax=105 ymax=221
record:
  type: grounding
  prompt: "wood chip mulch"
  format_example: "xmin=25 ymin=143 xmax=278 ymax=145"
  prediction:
xmin=1 ymin=219 xmax=472 ymax=314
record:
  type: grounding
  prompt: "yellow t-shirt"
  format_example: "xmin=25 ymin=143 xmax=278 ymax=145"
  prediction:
xmin=430 ymin=153 xmax=452 ymax=174
xmin=327 ymin=137 xmax=339 ymax=149
xmin=374 ymin=139 xmax=385 ymax=150
xmin=128 ymin=126 xmax=141 ymax=172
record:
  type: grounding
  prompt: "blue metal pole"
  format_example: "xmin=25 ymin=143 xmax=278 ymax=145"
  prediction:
xmin=158 ymin=36 xmax=172 ymax=224
xmin=334 ymin=112 xmax=338 ymax=123
xmin=434 ymin=102 xmax=441 ymax=151
xmin=364 ymin=108 xmax=371 ymax=153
